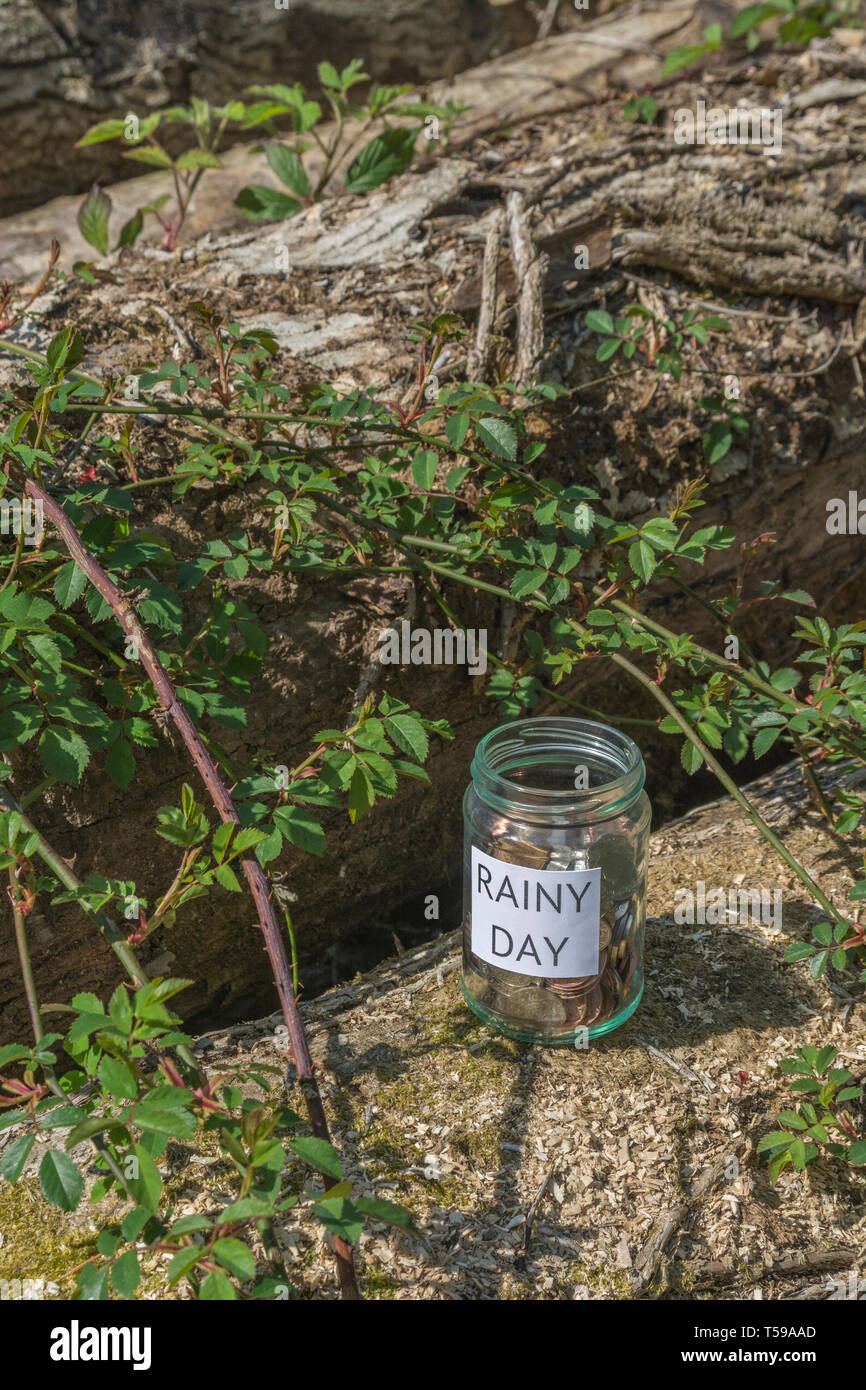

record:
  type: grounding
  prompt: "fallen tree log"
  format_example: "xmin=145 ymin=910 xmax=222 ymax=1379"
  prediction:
xmin=1 ymin=10 xmax=865 ymax=1041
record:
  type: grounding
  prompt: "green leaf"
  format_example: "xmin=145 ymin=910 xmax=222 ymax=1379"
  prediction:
xmin=175 ymin=149 xmax=222 ymax=171
xmin=273 ymin=805 xmax=324 ymax=855
xmin=596 ymin=337 xmax=621 ymax=361
xmin=318 ymin=61 xmax=342 ymax=88
xmin=76 ymin=119 xmax=128 ymax=146
xmin=39 ymin=726 xmax=90 ymax=786
xmin=756 ymin=1131 xmax=793 ymax=1153
xmin=702 ymin=421 xmax=732 ymax=464
xmin=106 ymin=738 xmax=136 ymax=789
xmin=847 ymin=1142 xmax=866 ymax=1165
xmin=76 ymin=1262 xmax=109 ymax=1300
xmin=200 ymin=1270 xmax=237 ymax=1300
xmin=384 ymin=714 xmax=428 ymax=763
xmin=0 ymin=1133 xmax=35 ymax=1182
xmin=783 ymin=942 xmax=815 ymax=963
xmin=354 ymin=1195 xmax=418 ymax=1232
xmin=116 ymin=210 xmax=143 ymax=250
xmin=123 ymin=146 xmax=174 ymax=168
xmin=510 ymin=567 xmax=547 ymax=598
xmin=585 ymin=310 xmax=614 ymax=335
xmin=288 ymin=1135 xmax=342 ymax=1180
xmin=98 ymin=1055 xmax=138 ymax=1100
xmin=411 ymin=450 xmax=438 ymax=491
xmin=776 ymin=1109 xmax=808 ymax=1130
xmin=729 ymin=3 xmax=791 ymax=39
xmin=39 ymin=1149 xmax=84 ymax=1211
xmin=344 ymin=128 xmax=418 ymax=193
xmin=133 ymin=1105 xmax=197 ymax=1138
xmin=121 ymin=1207 xmax=151 ymax=1242
xmin=65 ymin=1115 xmax=115 ymax=1149
xmin=54 ymin=561 xmax=88 ymax=609
xmin=127 ymin=1142 xmax=162 ymax=1214
xmin=168 ymin=1244 xmax=204 ymax=1286
xmin=475 ymin=417 xmax=517 ymax=461
xmin=77 ymin=186 xmax=111 ymax=256
xmin=753 ymin=725 xmax=781 ymax=758
xmin=313 ymin=1195 xmax=365 ymax=1245
xmin=235 ymin=186 xmax=303 ymax=220
xmin=111 ymin=1249 xmax=141 ymax=1299
xmin=446 ymin=413 xmax=470 ymax=447
xmin=681 ymin=740 xmax=703 ymax=775
xmin=769 ymin=667 xmax=801 ymax=691
xmin=266 ymin=143 xmax=310 ymax=197
xmin=628 ymin=539 xmax=655 ymax=583
xmin=213 ymin=1236 xmax=256 ymax=1282
xmin=214 ymin=862 xmax=242 ymax=892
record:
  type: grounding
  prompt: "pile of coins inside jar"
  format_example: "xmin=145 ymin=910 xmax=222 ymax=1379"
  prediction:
xmin=463 ymin=822 xmax=642 ymax=1037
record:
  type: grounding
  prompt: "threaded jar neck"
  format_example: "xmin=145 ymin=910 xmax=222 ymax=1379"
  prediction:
xmin=470 ymin=716 xmax=645 ymax=822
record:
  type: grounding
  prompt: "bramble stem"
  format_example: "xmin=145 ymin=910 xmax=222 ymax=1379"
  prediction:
xmin=15 ymin=469 xmax=359 ymax=1300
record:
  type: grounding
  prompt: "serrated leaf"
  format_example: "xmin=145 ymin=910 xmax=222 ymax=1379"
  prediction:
xmin=475 ymin=417 xmax=517 ymax=461
xmin=585 ymin=310 xmax=614 ymax=335
xmin=288 ymin=1136 xmax=342 ymax=1179
xmin=39 ymin=727 xmax=90 ymax=786
xmin=54 ymin=561 xmax=88 ymax=609
xmin=510 ymin=567 xmax=546 ymax=598
xmin=39 ymin=1149 xmax=84 ymax=1211
xmin=168 ymin=1244 xmax=204 ymax=1286
xmin=111 ymin=1249 xmax=140 ymax=1299
xmin=265 ymin=143 xmax=310 ymax=197
xmin=213 ymin=1236 xmax=256 ymax=1282
xmin=384 ymin=714 xmax=428 ymax=763
xmin=446 ymin=413 xmax=469 ymax=447
xmin=272 ymin=805 xmax=324 ymax=855
xmin=76 ymin=1262 xmax=109 ymax=1300
xmin=235 ymin=186 xmax=303 ymax=221
xmin=344 ymin=128 xmax=418 ymax=193
xmin=411 ymin=450 xmax=438 ymax=491
xmin=77 ymin=186 xmax=111 ymax=256
xmin=200 ymin=1270 xmax=237 ymax=1300
xmin=1 ymin=1133 xmax=35 ymax=1182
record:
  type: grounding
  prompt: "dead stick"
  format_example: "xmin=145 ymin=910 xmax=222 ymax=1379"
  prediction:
xmin=506 ymin=190 xmax=548 ymax=387
xmin=20 ymin=471 xmax=359 ymax=1300
xmin=515 ymin=1162 xmax=555 ymax=1274
xmin=692 ymin=1248 xmax=856 ymax=1289
xmin=467 ymin=207 xmax=504 ymax=382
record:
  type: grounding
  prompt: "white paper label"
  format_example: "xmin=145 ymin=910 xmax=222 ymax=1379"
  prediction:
xmin=470 ymin=845 xmax=601 ymax=979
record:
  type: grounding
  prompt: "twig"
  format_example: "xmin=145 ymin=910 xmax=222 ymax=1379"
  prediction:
xmin=638 ymin=1041 xmax=714 ymax=1093
xmin=9 ymin=867 xmax=42 ymax=1041
xmin=631 ymin=1147 xmax=744 ymax=1294
xmin=692 ymin=1248 xmax=856 ymax=1289
xmin=515 ymin=1162 xmax=555 ymax=1274
xmin=537 ymin=0 xmax=562 ymax=42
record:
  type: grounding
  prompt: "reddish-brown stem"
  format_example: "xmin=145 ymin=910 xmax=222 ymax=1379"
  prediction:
xmin=18 ymin=470 xmax=359 ymax=1299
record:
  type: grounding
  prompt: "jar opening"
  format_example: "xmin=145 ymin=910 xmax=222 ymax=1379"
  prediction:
xmin=470 ymin=716 xmax=645 ymax=820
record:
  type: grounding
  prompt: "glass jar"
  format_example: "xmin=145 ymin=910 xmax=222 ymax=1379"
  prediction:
xmin=461 ymin=716 xmax=650 ymax=1044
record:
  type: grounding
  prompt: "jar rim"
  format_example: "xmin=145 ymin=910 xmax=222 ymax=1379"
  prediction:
xmin=470 ymin=715 xmax=645 ymax=819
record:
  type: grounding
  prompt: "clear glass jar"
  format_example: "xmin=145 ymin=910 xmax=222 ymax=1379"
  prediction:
xmin=461 ymin=716 xmax=650 ymax=1045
